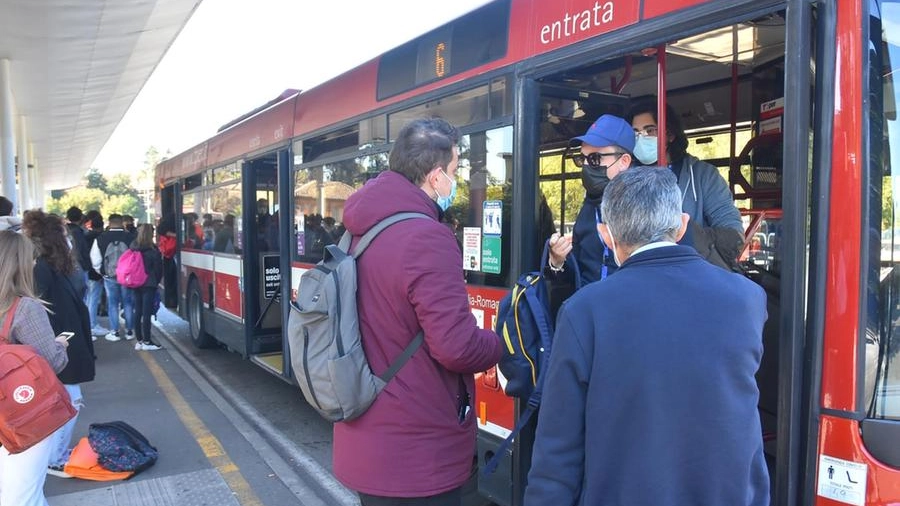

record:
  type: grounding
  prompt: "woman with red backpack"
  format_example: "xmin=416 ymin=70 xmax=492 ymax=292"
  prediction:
xmin=0 ymin=230 xmax=70 ymax=505
xmin=130 ymin=225 xmax=164 ymax=351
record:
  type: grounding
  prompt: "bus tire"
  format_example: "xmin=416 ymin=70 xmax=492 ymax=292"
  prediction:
xmin=188 ymin=279 xmax=215 ymax=349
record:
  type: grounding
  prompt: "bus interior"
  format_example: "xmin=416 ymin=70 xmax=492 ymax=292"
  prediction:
xmin=533 ymin=10 xmax=789 ymax=489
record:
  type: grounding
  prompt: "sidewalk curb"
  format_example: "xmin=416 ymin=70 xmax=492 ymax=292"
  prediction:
xmin=152 ymin=320 xmax=359 ymax=506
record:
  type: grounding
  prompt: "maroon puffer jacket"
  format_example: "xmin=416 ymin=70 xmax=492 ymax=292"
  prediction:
xmin=332 ymin=170 xmax=503 ymax=497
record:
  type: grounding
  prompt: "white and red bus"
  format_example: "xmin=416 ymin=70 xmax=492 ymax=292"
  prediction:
xmin=156 ymin=0 xmax=900 ymax=504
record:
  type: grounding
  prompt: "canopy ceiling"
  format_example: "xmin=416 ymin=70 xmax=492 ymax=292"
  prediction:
xmin=0 ymin=0 xmax=202 ymax=189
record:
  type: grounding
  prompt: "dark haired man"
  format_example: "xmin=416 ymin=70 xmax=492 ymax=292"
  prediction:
xmin=90 ymin=214 xmax=136 ymax=341
xmin=334 ymin=117 xmax=502 ymax=506
xmin=525 ymin=167 xmax=769 ymax=506
xmin=66 ymin=207 xmax=92 ymax=287
xmin=627 ymin=98 xmax=744 ymax=269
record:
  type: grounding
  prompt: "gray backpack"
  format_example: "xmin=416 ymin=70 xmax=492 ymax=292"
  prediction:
xmin=103 ymin=240 xmax=129 ymax=279
xmin=287 ymin=212 xmax=428 ymax=422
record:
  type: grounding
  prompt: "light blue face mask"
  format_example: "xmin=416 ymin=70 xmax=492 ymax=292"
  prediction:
xmin=633 ymin=135 xmax=659 ymax=165
xmin=435 ymin=170 xmax=457 ymax=211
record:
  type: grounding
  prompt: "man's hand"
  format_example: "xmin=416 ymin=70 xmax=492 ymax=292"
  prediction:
xmin=548 ymin=233 xmax=573 ymax=268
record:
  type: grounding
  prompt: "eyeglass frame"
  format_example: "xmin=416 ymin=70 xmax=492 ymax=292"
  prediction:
xmin=634 ymin=125 xmax=659 ymax=137
xmin=571 ymin=151 xmax=626 ymax=169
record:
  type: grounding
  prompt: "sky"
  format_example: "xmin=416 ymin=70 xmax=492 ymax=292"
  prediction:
xmin=92 ymin=0 xmax=494 ymax=175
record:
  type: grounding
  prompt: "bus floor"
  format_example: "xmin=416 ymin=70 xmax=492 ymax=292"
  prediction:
xmin=43 ymin=310 xmax=353 ymax=506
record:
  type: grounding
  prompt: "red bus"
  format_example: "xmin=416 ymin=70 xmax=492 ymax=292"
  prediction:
xmin=156 ymin=0 xmax=900 ymax=504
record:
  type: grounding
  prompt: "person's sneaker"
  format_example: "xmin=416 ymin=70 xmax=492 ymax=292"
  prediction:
xmin=125 ymin=330 xmax=135 ymax=340
xmin=104 ymin=332 xmax=121 ymax=342
xmin=47 ymin=464 xmax=72 ymax=478
xmin=134 ymin=341 xmax=144 ymax=351
xmin=91 ymin=326 xmax=109 ymax=337
xmin=141 ymin=342 xmax=163 ymax=351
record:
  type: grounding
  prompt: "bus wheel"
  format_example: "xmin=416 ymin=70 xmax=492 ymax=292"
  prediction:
xmin=188 ymin=280 xmax=215 ymax=349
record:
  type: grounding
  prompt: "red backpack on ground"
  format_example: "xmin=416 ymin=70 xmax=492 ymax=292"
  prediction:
xmin=116 ymin=249 xmax=148 ymax=288
xmin=0 ymin=298 xmax=76 ymax=454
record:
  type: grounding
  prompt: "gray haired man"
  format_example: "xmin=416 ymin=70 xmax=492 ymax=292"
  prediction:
xmin=524 ymin=166 xmax=769 ymax=506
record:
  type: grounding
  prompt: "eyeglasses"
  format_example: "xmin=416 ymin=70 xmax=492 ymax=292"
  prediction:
xmin=572 ymin=151 xmax=625 ymax=168
xmin=634 ymin=125 xmax=658 ymax=137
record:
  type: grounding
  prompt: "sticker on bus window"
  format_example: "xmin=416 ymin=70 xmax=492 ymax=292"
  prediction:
xmin=482 ymin=201 xmax=502 ymax=236
xmin=816 ymin=455 xmax=867 ymax=506
xmin=463 ymin=227 xmax=481 ymax=271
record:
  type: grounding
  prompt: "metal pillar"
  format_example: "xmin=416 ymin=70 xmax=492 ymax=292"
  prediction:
xmin=0 ymin=59 xmax=17 ymax=212
xmin=17 ymin=116 xmax=29 ymax=210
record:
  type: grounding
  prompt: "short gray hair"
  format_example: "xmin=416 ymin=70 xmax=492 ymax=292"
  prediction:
xmin=600 ymin=166 xmax=683 ymax=246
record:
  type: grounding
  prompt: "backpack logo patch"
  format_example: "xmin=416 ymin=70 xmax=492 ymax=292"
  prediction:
xmin=13 ymin=385 xmax=34 ymax=404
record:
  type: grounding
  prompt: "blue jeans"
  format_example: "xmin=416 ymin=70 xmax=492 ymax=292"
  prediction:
xmin=47 ymin=384 xmax=82 ymax=467
xmin=87 ymin=279 xmax=103 ymax=329
xmin=103 ymin=278 xmax=134 ymax=334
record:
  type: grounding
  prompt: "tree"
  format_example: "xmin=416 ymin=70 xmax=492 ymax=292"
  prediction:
xmin=104 ymin=194 xmax=142 ymax=218
xmin=84 ymin=168 xmax=108 ymax=192
xmin=107 ymin=173 xmax=139 ymax=198
xmin=45 ymin=187 xmax=107 ymax=216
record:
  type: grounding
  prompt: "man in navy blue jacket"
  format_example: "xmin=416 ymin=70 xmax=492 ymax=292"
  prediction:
xmin=524 ymin=166 xmax=769 ymax=506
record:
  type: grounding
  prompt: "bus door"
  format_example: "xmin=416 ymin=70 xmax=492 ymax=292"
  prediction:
xmin=159 ymin=183 xmax=179 ymax=309
xmin=243 ymin=152 xmax=285 ymax=374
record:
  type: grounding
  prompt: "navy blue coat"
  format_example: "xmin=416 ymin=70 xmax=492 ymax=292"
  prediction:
xmin=525 ymin=245 xmax=769 ymax=506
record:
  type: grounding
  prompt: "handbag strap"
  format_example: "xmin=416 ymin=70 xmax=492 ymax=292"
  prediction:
xmin=0 ymin=297 xmax=22 ymax=344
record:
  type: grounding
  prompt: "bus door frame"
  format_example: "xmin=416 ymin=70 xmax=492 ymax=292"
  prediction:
xmin=240 ymin=154 xmax=282 ymax=358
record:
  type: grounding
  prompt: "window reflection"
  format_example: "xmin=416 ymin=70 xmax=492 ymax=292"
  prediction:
xmin=292 ymin=153 xmax=388 ymax=263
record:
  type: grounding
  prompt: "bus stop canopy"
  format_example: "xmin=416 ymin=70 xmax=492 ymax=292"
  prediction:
xmin=0 ymin=0 xmax=202 ymax=191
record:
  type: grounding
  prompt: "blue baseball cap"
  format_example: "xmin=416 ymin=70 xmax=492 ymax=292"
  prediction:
xmin=572 ymin=114 xmax=635 ymax=153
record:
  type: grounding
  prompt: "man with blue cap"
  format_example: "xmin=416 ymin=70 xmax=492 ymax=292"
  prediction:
xmin=544 ymin=114 xmax=635 ymax=311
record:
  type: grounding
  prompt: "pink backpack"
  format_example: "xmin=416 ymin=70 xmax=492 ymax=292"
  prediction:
xmin=116 ymin=249 xmax=148 ymax=288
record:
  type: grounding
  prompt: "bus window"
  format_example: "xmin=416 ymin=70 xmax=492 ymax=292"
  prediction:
xmin=292 ymin=154 xmax=386 ymax=264
xmin=866 ymin=0 xmax=900 ymax=426
xmin=208 ymin=181 xmax=242 ymax=254
xmin=456 ymin=125 xmax=513 ymax=288
xmin=388 ymin=84 xmax=492 ymax=141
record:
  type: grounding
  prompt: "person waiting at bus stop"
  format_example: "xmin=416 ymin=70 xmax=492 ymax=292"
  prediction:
xmin=627 ymin=98 xmax=744 ymax=269
xmin=333 ymin=117 xmax=503 ymax=506
xmin=524 ymin=167 xmax=769 ymax=506
xmin=544 ymin=114 xmax=634 ymax=314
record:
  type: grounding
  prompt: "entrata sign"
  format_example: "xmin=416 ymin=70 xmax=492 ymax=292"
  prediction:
xmin=529 ymin=0 xmax=639 ymax=56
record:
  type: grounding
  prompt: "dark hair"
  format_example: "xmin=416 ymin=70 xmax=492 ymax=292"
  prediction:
xmin=389 ymin=117 xmax=460 ymax=185
xmin=0 ymin=196 xmax=13 ymax=217
xmin=22 ymin=210 xmax=76 ymax=276
xmin=122 ymin=214 xmax=134 ymax=223
xmin=626 ymin=98 xmax=689 ymax=163
xmin=108 ymin=213 xmax=123 ymax=225
xmin=65 ymin=206 xmax=84 ymax=223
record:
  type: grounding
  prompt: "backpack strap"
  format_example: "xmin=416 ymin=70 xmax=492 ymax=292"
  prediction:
xmin=378 ymin=330 xmax=424 ymax=383
xmin=0 ymin=297 xmax=22 ymax=344
xmin=350 ymin=212 xmax=432 ymax=258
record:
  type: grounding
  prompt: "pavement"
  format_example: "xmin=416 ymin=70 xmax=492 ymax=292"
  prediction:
xmin=44 ymin=310 xmax=360 ymax=506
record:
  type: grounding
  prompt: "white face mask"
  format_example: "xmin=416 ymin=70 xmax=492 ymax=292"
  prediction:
xmin=633 ymin=135 xmax=659 ymax=165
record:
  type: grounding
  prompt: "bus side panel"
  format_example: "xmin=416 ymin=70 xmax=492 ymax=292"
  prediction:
xmin=818 ymin=416 xmax=900 ymax=505
xmin=213 ymin=254 xmax=244 ymax=320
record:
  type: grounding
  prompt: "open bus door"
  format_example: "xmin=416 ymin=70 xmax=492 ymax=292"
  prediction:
xmin=243 ymin=150 xmax=288 ymax=376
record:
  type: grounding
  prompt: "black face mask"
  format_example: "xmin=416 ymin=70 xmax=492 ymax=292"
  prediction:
xmin=581 ymin=165 xmax=610 ymax=199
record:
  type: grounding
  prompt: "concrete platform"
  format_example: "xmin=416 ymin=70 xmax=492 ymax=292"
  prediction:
xmin=43 ymin=313 xmax=344 ymax=506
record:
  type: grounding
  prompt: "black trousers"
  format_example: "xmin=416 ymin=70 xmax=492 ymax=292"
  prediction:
xmin=132 ymin=286 xmax=156 ymax=342
xmin=358 ymin=486 xmax=462 ymax=506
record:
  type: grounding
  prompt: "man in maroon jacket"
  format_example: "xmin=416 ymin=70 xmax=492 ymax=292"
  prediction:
xmin=334 ymin=118 xmax=503 ymax=505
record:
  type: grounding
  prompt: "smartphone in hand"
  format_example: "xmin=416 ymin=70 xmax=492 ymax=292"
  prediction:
xmin=56 ymin=332 xmax=74 ymax=341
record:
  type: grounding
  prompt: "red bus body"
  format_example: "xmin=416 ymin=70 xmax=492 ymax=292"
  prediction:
xmin=156 ymin=0 xmax=900 ymax=503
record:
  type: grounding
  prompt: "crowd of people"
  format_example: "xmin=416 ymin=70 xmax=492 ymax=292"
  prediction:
xmin=330 ymin=112 xmax=766 ymax=506
xmin=0 ymin=199 xmax=166 ymax=505
xmin=0 ymin=103 xmax=765 ymax=506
